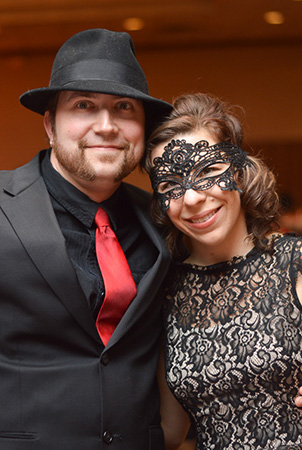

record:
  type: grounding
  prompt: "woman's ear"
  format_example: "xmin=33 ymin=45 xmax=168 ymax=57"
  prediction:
xmin=234 ymin=168 xmax=244 ymax=194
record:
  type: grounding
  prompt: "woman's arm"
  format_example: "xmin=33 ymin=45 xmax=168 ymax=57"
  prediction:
xmin=295 ymin=386 xmax=302 ymax=408
xmin=157 ymin=346 xmax=191 ymax=449
xmin=294 ymin=273 xmax=302 ymax=408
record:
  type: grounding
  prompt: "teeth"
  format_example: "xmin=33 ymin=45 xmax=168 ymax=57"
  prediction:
xmin=191 ymin=210 xmax=216 ymax=223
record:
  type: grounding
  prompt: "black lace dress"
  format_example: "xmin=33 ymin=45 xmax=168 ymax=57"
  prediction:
xmin=163 ymin=235 xmax=302 ymax=450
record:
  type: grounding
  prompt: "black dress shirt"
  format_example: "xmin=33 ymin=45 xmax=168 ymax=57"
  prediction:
xmin=41 ymin=150 xmax=158 ymax=321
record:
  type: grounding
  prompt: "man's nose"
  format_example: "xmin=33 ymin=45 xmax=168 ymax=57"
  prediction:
xmin=93 ymin=109 xmax=118 ymax=134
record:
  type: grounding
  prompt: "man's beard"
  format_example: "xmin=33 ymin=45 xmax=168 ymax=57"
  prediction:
xmin=51 ymin=135 xmax=137 ymax=183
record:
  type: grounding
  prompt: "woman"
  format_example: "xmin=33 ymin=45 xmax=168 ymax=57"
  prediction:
xmin=143 ymin=93 xmax=302 ymax=449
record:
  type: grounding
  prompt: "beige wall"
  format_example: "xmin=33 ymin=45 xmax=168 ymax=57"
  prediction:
xmin=1 ymin=42 xmax=302 ymax=202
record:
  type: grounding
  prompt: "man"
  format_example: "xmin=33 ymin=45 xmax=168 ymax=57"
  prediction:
xmin=0 ymin=29 xmax=172 ymax=449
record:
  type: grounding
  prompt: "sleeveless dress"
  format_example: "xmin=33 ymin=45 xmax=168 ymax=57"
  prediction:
xmin=163 ymin=235 xmax=302 ymax=449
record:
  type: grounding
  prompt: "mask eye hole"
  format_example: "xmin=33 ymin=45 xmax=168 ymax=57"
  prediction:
xmin=195 ymin=162 xmax=230 ymax=182
xmin=156 ymin=179 xmax=183 ymax=194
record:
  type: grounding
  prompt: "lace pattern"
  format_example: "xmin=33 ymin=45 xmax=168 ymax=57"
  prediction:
xmin=163 ymin=235 xmax=302 ymax=449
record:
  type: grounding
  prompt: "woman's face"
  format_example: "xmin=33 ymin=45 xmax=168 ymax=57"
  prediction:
xmin=151 ymin=128 xmax=252 ymax=264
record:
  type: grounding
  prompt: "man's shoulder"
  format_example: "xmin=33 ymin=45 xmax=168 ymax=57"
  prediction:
xmin=0 ymin=151 xmax=45 ymax=197
xmin=0 ymin=166 xmax=20 ymax=191
xmin=0 ymin=168 xmax=13 ymax=183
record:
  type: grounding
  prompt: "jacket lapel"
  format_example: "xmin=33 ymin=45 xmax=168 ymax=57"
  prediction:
xmin=1 ymin=156 xmax=100 ymax=343
xmin=106 ymin=183 xmax=171 ymax=348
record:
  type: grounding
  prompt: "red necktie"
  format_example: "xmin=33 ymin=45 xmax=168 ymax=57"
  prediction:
xmin=94 ymin=207 xmax=137 ymax=345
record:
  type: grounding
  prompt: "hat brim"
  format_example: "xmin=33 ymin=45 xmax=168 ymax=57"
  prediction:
xmin=19 ymin=80 xmax=172 ymax=138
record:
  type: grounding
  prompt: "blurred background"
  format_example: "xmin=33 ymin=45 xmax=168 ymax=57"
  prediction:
xmin=1 ymin=0 xmax=302 ymax=227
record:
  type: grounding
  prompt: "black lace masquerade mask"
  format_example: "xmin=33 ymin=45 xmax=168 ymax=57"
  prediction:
xmin=150 ymin=139 xmax=248 ymax=214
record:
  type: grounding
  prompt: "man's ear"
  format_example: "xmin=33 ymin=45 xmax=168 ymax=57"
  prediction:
xmin=43 ymin=111 xmax=53 ymax=141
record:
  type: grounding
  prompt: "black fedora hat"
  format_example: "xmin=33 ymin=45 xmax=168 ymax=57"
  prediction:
xmin=19 ymin=28 xmax=172 ymax=136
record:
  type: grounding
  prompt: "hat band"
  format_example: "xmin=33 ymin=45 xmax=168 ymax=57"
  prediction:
xmin=50 ymin=59 xmax=149 ymax=93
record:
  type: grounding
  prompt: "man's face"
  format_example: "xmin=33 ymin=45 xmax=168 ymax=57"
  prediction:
xmin=44 ymin=91 xmax=145 ymax=199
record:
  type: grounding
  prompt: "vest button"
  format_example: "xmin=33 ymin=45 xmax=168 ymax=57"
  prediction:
xmin=101 ymin=354 xmax=109 ymax=365
xmin=103 ymin=430 xmax=113 ymax=444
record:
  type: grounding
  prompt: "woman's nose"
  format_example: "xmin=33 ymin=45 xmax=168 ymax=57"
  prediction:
xmin=182 ymin=188 xmax=207 ymax=206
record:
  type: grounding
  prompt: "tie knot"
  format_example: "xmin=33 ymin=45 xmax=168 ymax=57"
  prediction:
xmin=95 ymin=207 xmax=111 ymax=228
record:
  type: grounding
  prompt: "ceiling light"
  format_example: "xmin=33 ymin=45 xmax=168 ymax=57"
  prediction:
xmin=122 ymin=17 xmax=145 ymax=31
xmin=263 ymin=11 xmax=285 ymax=24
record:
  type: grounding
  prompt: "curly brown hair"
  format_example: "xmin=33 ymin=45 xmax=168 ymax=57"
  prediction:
xmin=142 ymin=92 xmax=280 ymax=257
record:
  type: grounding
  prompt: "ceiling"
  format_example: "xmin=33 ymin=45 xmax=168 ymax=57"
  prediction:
xmin=0 ymin=0 xmax=301 ymax=55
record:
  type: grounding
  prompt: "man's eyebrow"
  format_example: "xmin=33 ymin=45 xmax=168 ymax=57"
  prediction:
xmin=66 ymin=91 xmax=97 ymax=100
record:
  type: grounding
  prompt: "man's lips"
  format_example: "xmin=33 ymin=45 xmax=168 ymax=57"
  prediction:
xmin=85 ymin=144 xmax=124 ymax=150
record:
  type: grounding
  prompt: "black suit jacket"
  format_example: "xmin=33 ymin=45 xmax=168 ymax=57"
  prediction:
xmin=0 ymin=151 xmax=171 ymax=450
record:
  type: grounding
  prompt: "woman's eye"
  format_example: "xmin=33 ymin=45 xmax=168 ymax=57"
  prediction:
xmin=157 ymin=181 xmax=179 ymax=193
xmin=198 ymin=163 xmax=229 ymax=178
xmin=203 ymin=167 xmax=214 ymax=175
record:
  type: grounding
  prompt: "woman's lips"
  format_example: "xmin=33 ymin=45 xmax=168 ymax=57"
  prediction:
xmin=186 ymin=207 xmax=221 ymax=227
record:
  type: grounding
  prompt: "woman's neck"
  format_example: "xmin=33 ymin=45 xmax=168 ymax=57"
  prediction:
xmin=184 ymin=235 xmax=254 ymax=266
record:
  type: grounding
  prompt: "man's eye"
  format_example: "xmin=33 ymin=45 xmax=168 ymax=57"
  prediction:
xmin=116 ymin=102 xmax=133 ymax=111
xmin=76 ymin=101 xmax=90 ymax=110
